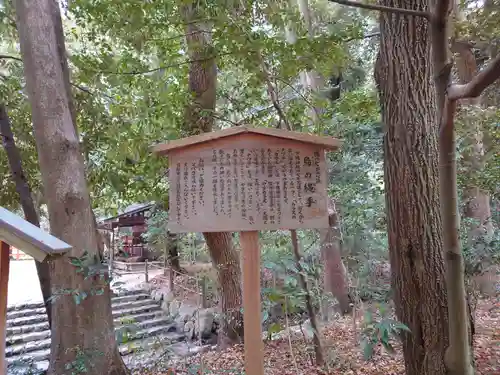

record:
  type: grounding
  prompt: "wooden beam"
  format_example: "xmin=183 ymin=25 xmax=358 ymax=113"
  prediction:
xmin=0 ymin=241 xmax=11 ymax=374
xmin=152 ymin=125 xmax=341 ymax=155
xmin=240 ymin=231 xmax=264 ymax=375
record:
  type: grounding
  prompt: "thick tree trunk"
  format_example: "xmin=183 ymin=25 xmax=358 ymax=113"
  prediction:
xmin=375 ymin=2 xmax=449 ymax=374
xmin=0 ymin=103 xmax=52 ymax=327
xmin=319 ymin=198 xmax=351 ymax=315
xmin=181 ymin=1 xmax=243 ymax=343
xmin=204 ymin=232 xmax=243 ymax=343
xmin=14 ymin=1 xmax=129 ymax=374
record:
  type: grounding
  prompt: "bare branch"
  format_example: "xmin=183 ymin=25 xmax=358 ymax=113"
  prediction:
xmin=0 ymin=54 xmax=23 ymax=62
xmin=70 ymin=82 xmax=116 ymax=102
xmin=96 ymin=51 xmax=234 ymax=76
xmin=448 ymin=54 xmax=500 ymax=100
xmin=345 ymin=31 xmax=380 ymax=43
xmin=327 ymin=0 xmax=430 ymax=19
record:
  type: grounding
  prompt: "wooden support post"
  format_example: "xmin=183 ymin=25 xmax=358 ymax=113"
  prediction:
xmin=163 ymin=244 xmax=168 ymax=277
xmin=109 ymin=228 xmax=115 ymax=275
xmin=169 ymin=267 xmax=175 ymax=293
xmin=240 ymin=231 xmax=264 ymax=375
xmin=0 ymin=241 xmax=11 ymax=374
xmin=145 ymin=259 xmax=149 ymax=283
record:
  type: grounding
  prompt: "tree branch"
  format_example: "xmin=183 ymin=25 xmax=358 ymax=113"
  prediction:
xmin=0 ymin=54 xmax=23 ymax=62
xmin=327 ymin=0 xmax=430 ymax=19
xmin=70 ymin=82 xmax=116 ymax=102
xmin=448 ymin=54 xmax=500 ymax=100
xmin=96 ymin=51 xmax=234 ymax=76
xmin=345 ymin=31 xmax=380 ymax=43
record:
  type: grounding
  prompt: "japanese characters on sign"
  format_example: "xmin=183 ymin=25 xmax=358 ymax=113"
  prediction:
xmin=168 ymin=139 xmax=328 ymax=232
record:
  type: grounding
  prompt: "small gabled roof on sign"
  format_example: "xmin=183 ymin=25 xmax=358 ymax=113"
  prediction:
xmin=152 ymin=126 xmax=341 ymax=155
xmin=0 ymin=207 xmax=72 ymax=262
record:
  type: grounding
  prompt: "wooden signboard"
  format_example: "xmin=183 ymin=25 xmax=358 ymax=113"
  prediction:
xmin=153 ymin=126 xmax=340 ymax=375
xmin=155 ymin=128 xmax=339 ymax=234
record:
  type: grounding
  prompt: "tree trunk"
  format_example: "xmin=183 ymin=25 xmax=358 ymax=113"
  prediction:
xmin=452 ymin=42 xmax=493 ymax=241
xmin=14 ymin=1 xmax=129 ymax=374
xmin=319 ymin=198 xmax=351 ymax=315
xmin=430 ymin=2 xmax=474 ymax=373
xmin=204 ymin=232 xmax=244 ymax=343
xmin=0 ymin=103 xmax=52 ymax=327
xmin=181 ymin=1 xmax=243 ymax=343
xmin=291 ymin=230 xmax=324 ymax=366
xmin=167 ymin=232 xmax=182 ymax=273
xmin=375 ymin=2 xmax=449 ymax=374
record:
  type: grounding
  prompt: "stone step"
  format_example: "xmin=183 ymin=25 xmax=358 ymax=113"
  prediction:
xmin=112 ymin=288 xmax=149 ymax=297
xmin=7 ymin=350 xmax=49 ymax=373
xmin=7 ymin=307 xmax=47 ymax=321
xmin=5 ymin=337 xmax=51 ymax=357
xmin=6 ymin=330 xmax=51 ymax=347
xmin=7 ymin=314 xmax=47 ymax=328
xmin=7 ymin=302 xmax=45 ymax=313
xmin=122 ymin=343 xmax=209 ymax=370
xmin=112 ymin=298 xmax=158 ymax=311
xmin=116 ymin=323 xmax=178 ymax=344
xmin=112 ymin=303 xmax=162 ymax=319
xmin=111 ymin=293 xmax=151 ymax=304
xmin=5 ymin=332 xmax=185 ymax=371
xmin=6 ymin=293 xmax=152 ymax=320
xmin=7 ymin=310 xmax=167 ymax=340
xmin=6 ymin=321 xmax=49 ymax=337
xmin=8 ymin=317 xmax=177 ymax=349
xmin=118 ymin=332 xmax=186 ymax=356
xmin=116 ymin=315 xmax=173 ymax=331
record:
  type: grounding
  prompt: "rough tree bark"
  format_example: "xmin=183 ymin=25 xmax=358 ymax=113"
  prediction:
xmin=374 ymin=2 xmax=449 ymax=374
xmin=181 ymin=1 xmax=244 ymax=343
xmin=0 ymin=103 xmax=52 ymax=327
xmin=14 ymin=1 xmax=129 ymax=374
xmin=319 ymin=198 xmax=352 ymax=315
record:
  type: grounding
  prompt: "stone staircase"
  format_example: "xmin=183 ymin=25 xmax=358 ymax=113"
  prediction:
xmin=5 ymin=289 xmax=192 ymax=374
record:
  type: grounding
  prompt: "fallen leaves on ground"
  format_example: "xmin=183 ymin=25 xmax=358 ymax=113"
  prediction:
xmin=135 ymin=298 xmax=500 ymax=375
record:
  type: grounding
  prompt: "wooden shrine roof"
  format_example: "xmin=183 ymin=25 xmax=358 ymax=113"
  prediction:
xmin=152 ymin=126 xmax=341 ymax=155
xmin=0 ymin=207 xmax=72 ymax=262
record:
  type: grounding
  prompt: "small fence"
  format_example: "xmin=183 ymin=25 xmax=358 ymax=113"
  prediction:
xmin=147 ymin=261 xmax=211 ymax=308
xmin=110 ymin=260 xmax=211 ymax=308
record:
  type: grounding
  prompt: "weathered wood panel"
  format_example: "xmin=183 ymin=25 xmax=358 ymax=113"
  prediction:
xmin=168 ymin=134 xmax=329 ymax=233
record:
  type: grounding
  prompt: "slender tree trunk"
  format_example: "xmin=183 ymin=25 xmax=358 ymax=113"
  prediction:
xmin=14 ymin=1 xmax=128 ymax=374
xmin=375 ymin=2 xmax=449 ymax=374
xmin=181 ymin=1 xmax=243 ymax=343
xmin=452 ymin=42 xmax=493 ymax=241
xmin=0 ymin=103 xmax=52 ymax=326
xmin=291 ymin=230 xmax=324 ymax=366
xmin=320 ymin=198 xmax=351 ymax=315
xmin=430 ymin=2 xmax=474 ymax=373
xmin=167 ymin=232 xmax=182 ymax=273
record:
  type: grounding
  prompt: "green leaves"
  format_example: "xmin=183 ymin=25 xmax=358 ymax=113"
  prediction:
xmin=73 ymin=291 xmax=88 ymax=305
xmin=360 ymin=305 xmax=411 ymax=361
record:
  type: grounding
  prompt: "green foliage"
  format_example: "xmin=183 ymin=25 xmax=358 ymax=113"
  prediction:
xmin=64 ymin=346 xmax=104 ymax=375
xmin=462 ymin=220 xmax=500 ymax=277
xmin=142 ymin=207 xmax=169 ymax=246
xmin=48 ymin=251 xmax=113 ymax=305
xmin=360 ymin=304 xmax=410 ymax=361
